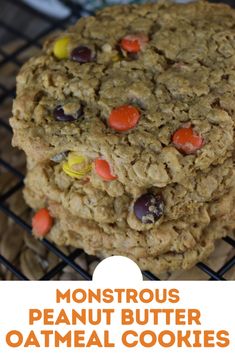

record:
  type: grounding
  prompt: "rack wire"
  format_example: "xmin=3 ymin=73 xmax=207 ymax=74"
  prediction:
xmin=0 ymin=0 xmax=234 ymax=281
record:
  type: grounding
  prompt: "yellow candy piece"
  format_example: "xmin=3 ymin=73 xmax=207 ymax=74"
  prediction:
xmin=53 ymin=36 xmax=70 ymax=60
xmin=62 ymin=153 xmax=92 ymax=179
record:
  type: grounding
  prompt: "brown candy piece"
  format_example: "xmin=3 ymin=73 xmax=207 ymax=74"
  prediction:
xmin=71 ymin=46 xmax=94 ymax=63
xmin=134 ymin=193 xmax=164 ymax=224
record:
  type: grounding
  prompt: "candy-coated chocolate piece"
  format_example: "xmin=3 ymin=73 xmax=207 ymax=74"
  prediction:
xmin=134 ymin=193 xmax=164 ymax=224
xmin=120 ymin=34 xmax=149 ymax=53
xmin=53 ymin=105 xmax=81 ymax=122
xmin=95 ymin=158 xmax=117 ymax=181
xmin=108 ymin=105 xmax=140 ymax=132
xmin=172 ymin=126 xmax=203 ymax=154
xmin=62 ymin=153 xmax=92 ymax=179
xmin=71 ymin=46 xmax=94 ymax=63
xmin=32 ymin=208 xmax=53 ymax=238
xmin=53 ymin=36 xmax=70 ymax=59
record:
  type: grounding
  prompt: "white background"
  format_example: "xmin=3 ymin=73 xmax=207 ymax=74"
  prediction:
xmin=0 ymin=257 xmax=234 ymax=353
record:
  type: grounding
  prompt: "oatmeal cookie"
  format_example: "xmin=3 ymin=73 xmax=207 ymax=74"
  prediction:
xmin=11 ymin=0 xmax=235 ymax=273
xmin=23 ymin=161 xmax=235 ymax=274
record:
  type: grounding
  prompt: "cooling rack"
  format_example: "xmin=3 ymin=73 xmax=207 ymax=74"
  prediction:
xmin=0 ymin=0 xmax=234 ymax=281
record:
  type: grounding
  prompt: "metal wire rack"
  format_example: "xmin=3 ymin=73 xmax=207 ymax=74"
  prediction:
xmin=0 ymin=0 xmax=234 ymax=281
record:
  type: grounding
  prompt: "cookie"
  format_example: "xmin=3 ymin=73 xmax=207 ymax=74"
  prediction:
xmin=25 ymin=184 xmax=235 ymax=275
xmin=23 ymin=161 xmax=235 ymax=274
xmin=10 ymin=0 xmax=235 ymax=274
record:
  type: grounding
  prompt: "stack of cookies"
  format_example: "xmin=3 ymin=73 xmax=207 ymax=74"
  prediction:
xmin=11 ymin=0 xmax=235 ymax=275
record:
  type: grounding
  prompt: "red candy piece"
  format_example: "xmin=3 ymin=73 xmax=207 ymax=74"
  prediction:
xmin=120 ymin=34 xmax=149 ymax=53
xmin=32 ymin=208 xmax=53 ymax=238
xmin=172 ymin=126 xmax=203 ymax=154
xmin=108 ymin=105 xmax=140 ymax=132
xmin=95 ymin=158 xmax=117 ymax=181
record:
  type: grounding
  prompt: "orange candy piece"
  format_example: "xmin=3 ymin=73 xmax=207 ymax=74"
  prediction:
xmin=32 ymin=208 xmax=53 ymax=238
xmin=172 ymin=126 xmax=203 ymax=154
xmin=108 ymin=105 xmax=140 ymax=132
xmin=95 ymin=158 xmax=117 ymax=181
xmin=120 ymin=34 xmax=149 ymax=53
